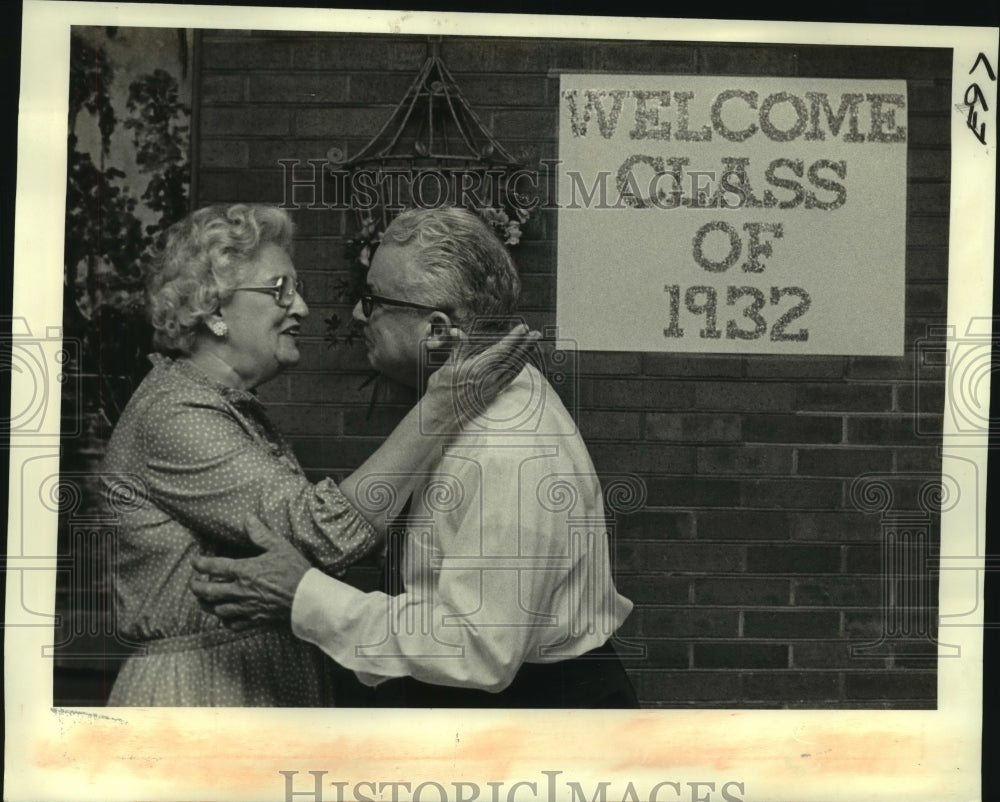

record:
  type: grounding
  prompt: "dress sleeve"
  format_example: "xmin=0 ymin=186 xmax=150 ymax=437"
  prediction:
xmin=138 ymin=393 xmax=377 ymax=572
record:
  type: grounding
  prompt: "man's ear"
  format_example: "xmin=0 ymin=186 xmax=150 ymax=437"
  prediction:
xmin=426 ymin=311 xmax=456 ymax=350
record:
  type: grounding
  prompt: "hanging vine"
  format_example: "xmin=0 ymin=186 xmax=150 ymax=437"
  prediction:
xmin=64 ymin=29 xmax=191 ymax=425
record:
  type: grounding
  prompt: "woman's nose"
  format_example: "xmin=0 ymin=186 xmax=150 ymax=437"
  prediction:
xmin=290 ymin=291 xmax=309 ymax=318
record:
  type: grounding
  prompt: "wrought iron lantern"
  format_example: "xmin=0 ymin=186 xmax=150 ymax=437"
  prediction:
xmin=328 ymin=39 xmax=525 ymax=227
xmin=324 ymin=38 xmax=532 ymax=346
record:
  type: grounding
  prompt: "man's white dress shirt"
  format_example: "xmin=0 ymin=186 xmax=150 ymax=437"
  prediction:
xmin=291 ymin=365 xmax=633 ymax=693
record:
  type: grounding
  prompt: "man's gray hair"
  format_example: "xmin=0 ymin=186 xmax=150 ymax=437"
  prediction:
xmin=381 ymin=206 xmax=521 ymax=333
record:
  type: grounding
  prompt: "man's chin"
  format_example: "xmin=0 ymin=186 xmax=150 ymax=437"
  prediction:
xmin=277 ymin=349 xmax=301 ymax=370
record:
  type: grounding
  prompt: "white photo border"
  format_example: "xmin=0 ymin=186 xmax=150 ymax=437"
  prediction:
xmin=6 ymin=3 xmax=997 ymax=801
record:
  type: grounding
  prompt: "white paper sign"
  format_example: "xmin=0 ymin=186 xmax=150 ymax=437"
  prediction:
xmin=557 ymin=75 xmax=908 ymax=355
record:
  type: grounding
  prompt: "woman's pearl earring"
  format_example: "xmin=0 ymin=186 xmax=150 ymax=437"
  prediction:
xmin=209 ymin=321 xmax=229 ymax=338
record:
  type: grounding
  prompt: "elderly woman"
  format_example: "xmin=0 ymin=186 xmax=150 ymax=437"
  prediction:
xmin=102 ymin=203 xmax=533 ymax=706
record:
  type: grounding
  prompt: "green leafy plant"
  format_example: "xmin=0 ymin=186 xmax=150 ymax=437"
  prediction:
xmin=64 ymin=31 xmax=191 ymax=425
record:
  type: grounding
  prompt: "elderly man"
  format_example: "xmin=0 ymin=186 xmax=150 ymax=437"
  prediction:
xmin=192 ymin=206 xmax=637 ymax=707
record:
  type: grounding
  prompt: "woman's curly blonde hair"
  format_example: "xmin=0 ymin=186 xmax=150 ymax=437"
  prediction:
xmin=147 ymin=204 xmax=294 ymax=354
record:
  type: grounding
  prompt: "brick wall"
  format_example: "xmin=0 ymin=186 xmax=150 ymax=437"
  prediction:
xmin=196 ymin=31 xmax=949 ymax=708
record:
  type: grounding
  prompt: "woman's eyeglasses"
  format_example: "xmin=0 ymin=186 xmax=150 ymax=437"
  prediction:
xmin=359 ymin=293 xmax=447 ymax=318
xmin=233 ymin=275 xmax=305 ymax=308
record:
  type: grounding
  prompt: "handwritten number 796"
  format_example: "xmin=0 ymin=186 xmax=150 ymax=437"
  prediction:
xmin=965 ymin=52 xmax=996 ymax=146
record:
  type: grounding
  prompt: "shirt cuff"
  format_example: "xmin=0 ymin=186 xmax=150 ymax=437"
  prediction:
xmin=290 ymin=567 xmax=364 ymax=650
xmin=290 ymin=568 xmax=389 ymax=688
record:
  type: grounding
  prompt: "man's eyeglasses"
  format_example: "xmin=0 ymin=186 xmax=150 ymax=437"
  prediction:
xmin=359 ymin=293 xmax=447 ymax=318
xmin=233 ymin=275 xmax=305 ymax=308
